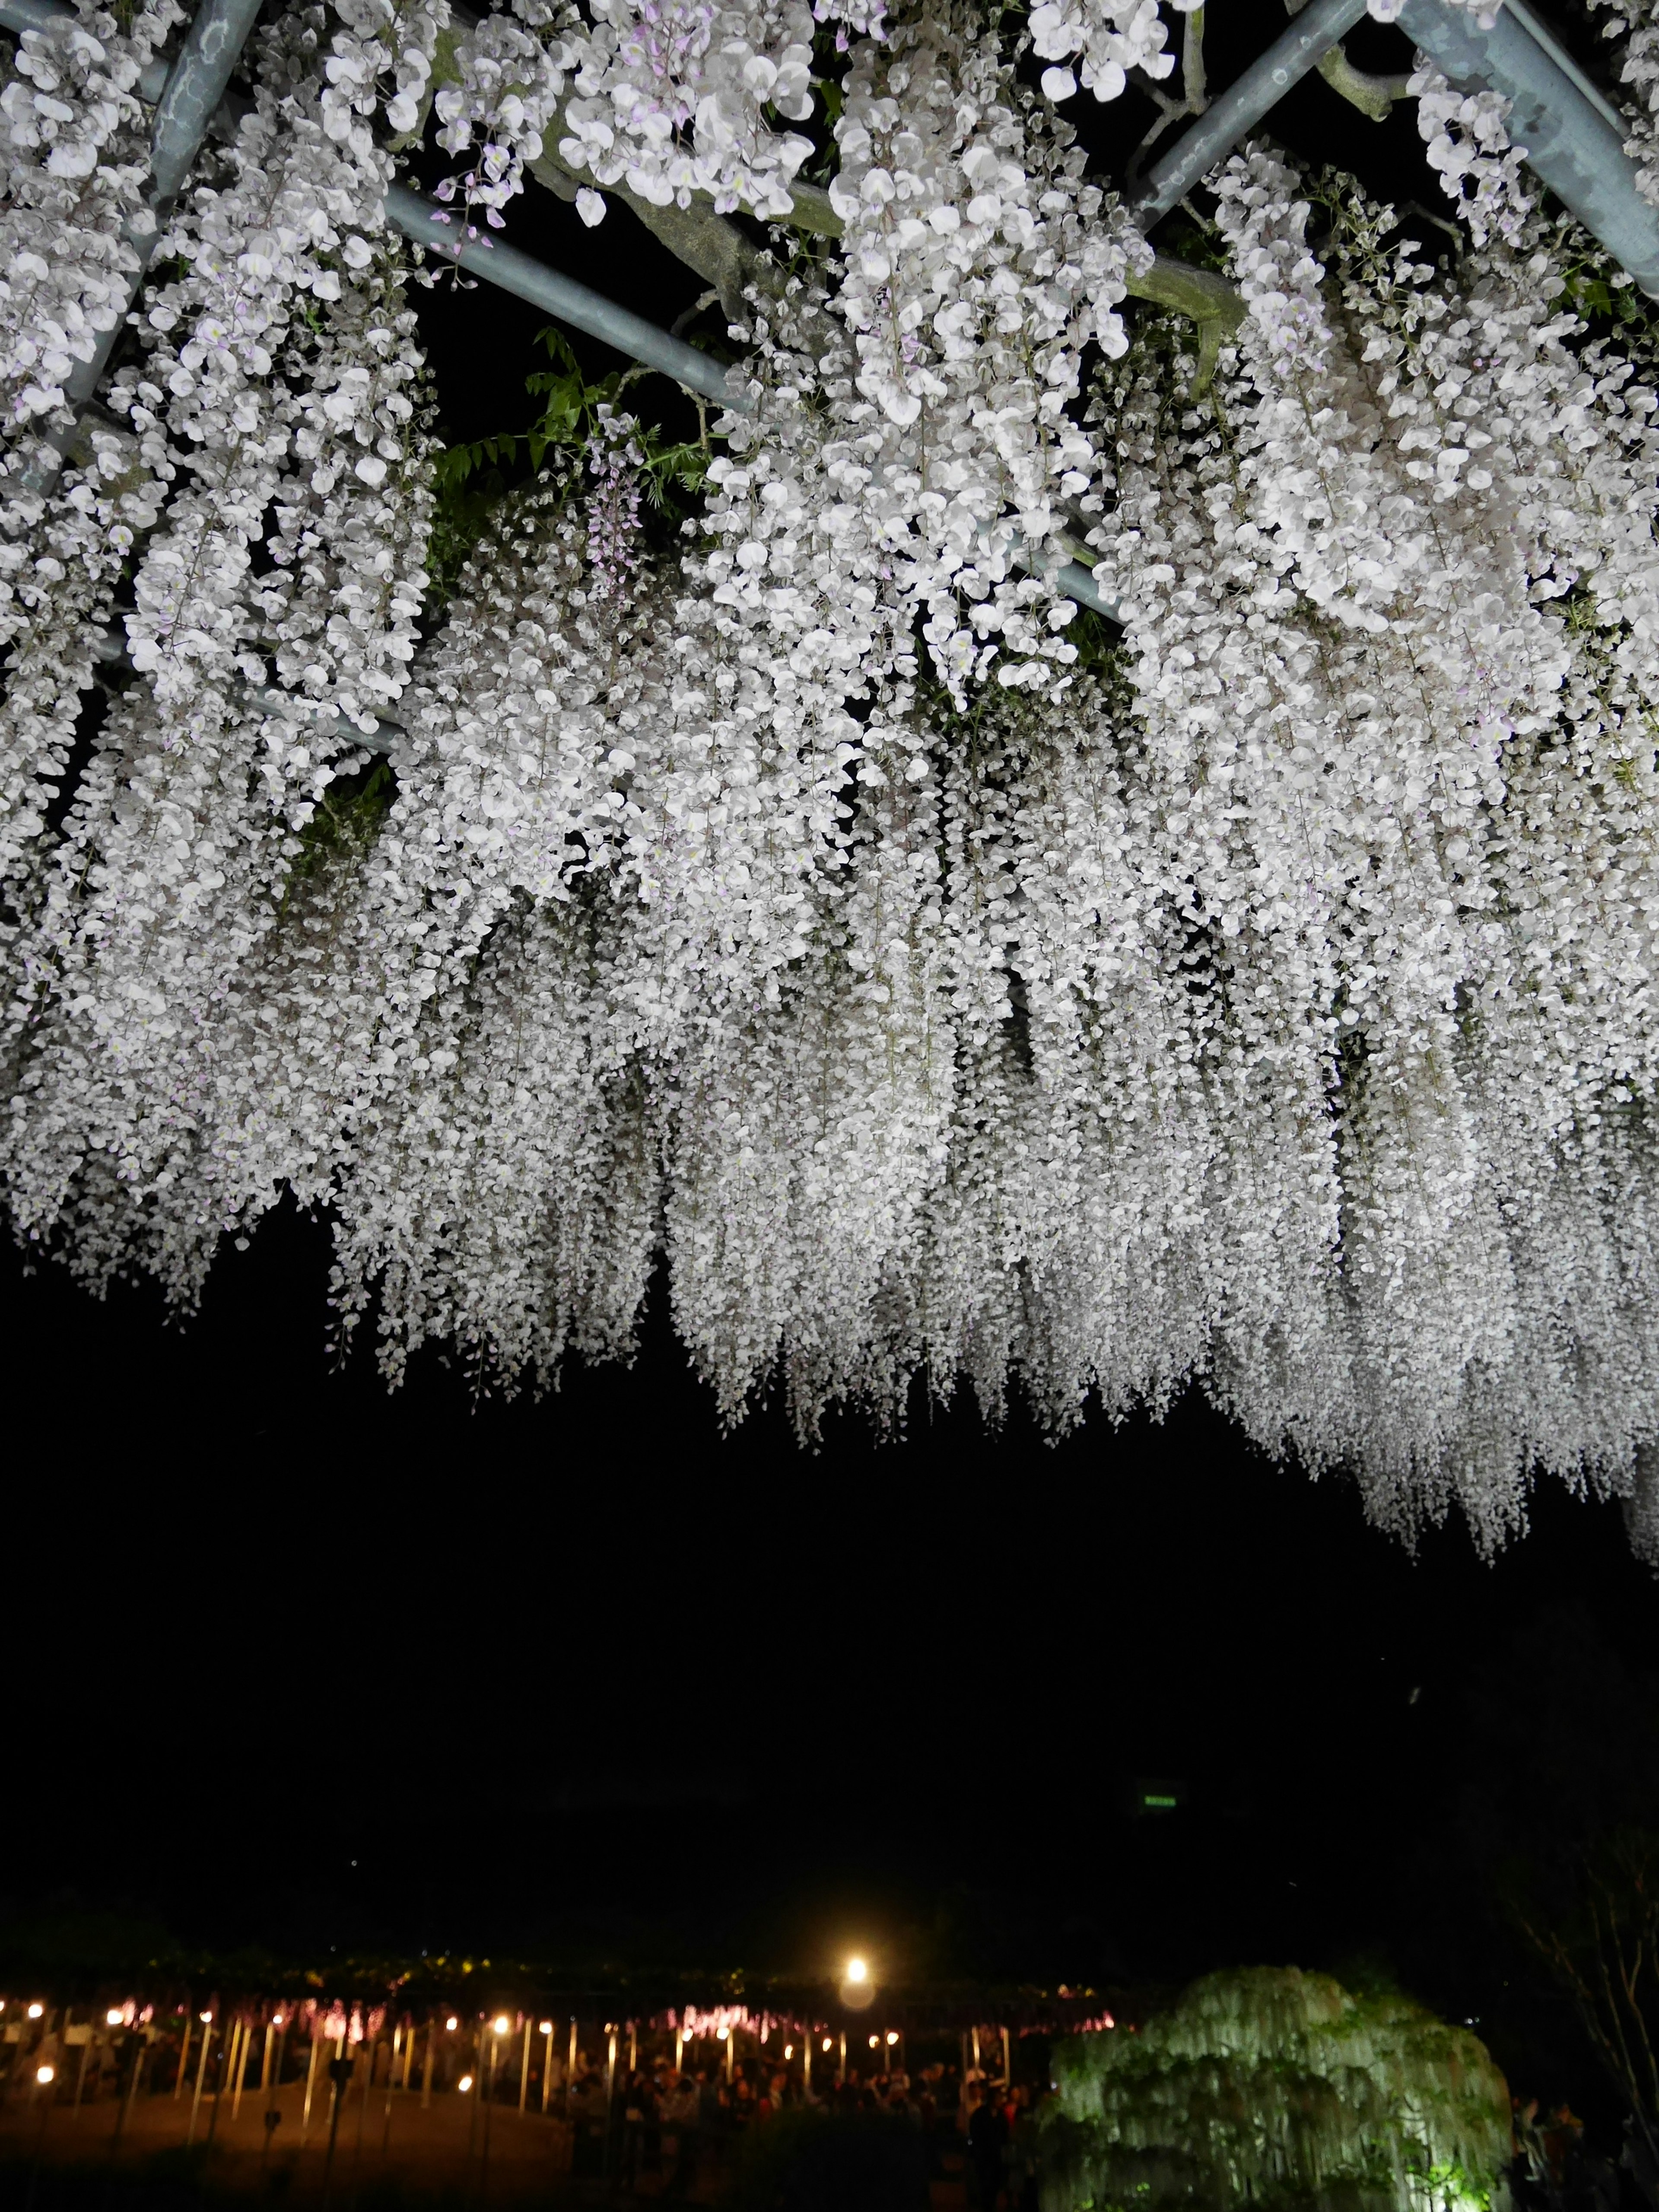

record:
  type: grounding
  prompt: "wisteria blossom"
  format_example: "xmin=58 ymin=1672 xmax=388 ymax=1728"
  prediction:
xmin=2 ymin=0 xmax=1659 ymax=1557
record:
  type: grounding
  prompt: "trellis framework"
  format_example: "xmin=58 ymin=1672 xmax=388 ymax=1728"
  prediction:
xmin=2 ymin=0 xmax=1659 ymax=1560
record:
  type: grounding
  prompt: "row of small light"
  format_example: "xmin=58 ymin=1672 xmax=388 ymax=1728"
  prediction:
xmin=454 ymin=2011 xmax=558 ymax=2095
xmin=7 ymin=1954 xmax=897 ymax=2097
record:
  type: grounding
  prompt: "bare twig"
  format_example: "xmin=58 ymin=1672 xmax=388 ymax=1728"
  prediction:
xmin=1183 ymin=4 xmax=1207 ymax=114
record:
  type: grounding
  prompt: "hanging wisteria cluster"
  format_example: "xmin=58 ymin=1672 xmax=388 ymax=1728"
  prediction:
xmin=3 ymin=0 xmax=1659 ymax=1556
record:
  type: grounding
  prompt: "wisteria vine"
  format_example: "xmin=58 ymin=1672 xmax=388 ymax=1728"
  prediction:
xmin=2 ymin=0 xmax=1659 ymax=1560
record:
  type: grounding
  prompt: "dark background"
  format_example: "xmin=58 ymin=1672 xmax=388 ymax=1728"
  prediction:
xmin=3 ymin=0 xmax=1657 ymax=2155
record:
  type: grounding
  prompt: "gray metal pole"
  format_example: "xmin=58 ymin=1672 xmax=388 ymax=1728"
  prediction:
xmin=0 ymin=0 xmax=1133 ymax=624
xmin=385 ymin=182 xmax=748 ymax=410
xmin=1130 ymin=0 xmax=1370 ymax=224
xmin=0 ymin=0 xmax=266 ymax=485
xmin=1398 ymin=0 xmax=1659 ymax=297
xmin=381 ymin=181 xmax=1123 ymax=617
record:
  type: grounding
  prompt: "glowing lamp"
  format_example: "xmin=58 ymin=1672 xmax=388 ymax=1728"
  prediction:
xmin=27 ymin=2004 xmax=43 ymax=2020
xmin=493 ymin=2016 xmax=510 ymax=2036
xmin=784 ymin=2045 xmax=793 ymax=2060
xmin=821 ymin=2039 xmax=831 ymax=2053
xmin=458 ymin=2074 xmax=474 ymax=2093
xmin=844 ymin=1959 xmax=868 ymax=1986
xmin=273 ymin=2016 xmax=285 ymax=2028
xmin=446 ymin=2017 xmax=458 ymax=2033
xmin=37 ymin=2065 xmax=54 ymax=2085
xmin=886 ymin=2032 xmax=899 ymax=2047
xmin=200 ymin=2012 xmax=212 ymax=2024
xmin=106 ymin=2010 xmax=123 ymax=2028
xmin=540 ymin=2022 xmax=553 ymax=2036
xmin=716 ymin=2028 xmax=728 ymax=2041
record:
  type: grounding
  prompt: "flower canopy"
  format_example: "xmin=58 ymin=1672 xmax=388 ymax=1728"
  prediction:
xmin=3 ymin=0 xmax=1659 ymax=1556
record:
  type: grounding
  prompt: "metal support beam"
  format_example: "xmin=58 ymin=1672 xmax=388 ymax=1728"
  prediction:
xmin=385 ymin=184 xmax=746 ymax=411
xmin=2 ymin=0 xmax=264 ymax=485
xmin=381 ymin=187 xmax=1120 ymax=617
xmin=1398 ymin=0 xmax=1659 ymax=297
xmin=1131 ymin=0 xmax=1369 ymax=224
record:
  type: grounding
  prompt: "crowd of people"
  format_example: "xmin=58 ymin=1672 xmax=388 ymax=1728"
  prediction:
xmin=563 ymin=2051 xmax=1044 ymax=2207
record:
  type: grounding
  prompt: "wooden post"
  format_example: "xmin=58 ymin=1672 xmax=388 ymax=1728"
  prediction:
xmin=420 ymin=2022 xmax=435 ymax=2113
xmin=186 ymin=2018 xmax=211 ymax=2146
xmin=174 ymin=2016 xmax=192 ymax=2102
xmin=971 ymin=2027 xmax=981 ymax=2072
xmin=70 ymin=2032 xmax=91 ymax=2129
xmin=113 ymin=2040 xmax=146 ymax=2153
xmin=540 ymin=2025 xmax=554 ymax=2117
xmin=566 ymin=2021 xmax=577 ymax=2115
xmin=603 ymin=2028 xmax=617 ymax=2185
xmin=465 ymin=2024 xmax=482 ymax=2164
xmin=233 ymin=2018 xmax=253 ymax=2120
xmin=517 ymin=2019 xmax=531 ymax=2114
xmin=724 ymin=2031 xmax=734 ymax=2085
xmin=260 ymin=2023 xmax=274 ymax=2099
xmin=207 ymin=2020 xmax=232 ymax=2149
xmin=839 ymin=2030 xmax=846 ymax=2082
xmin=353 ymin=2042 xmax=371 ymax=2158
xmin=802 ymin=2027 xmax=811 ymax=2101
xmin=301 ymin=2031 xmax=322 ymax=2146
xmin=674 ymin=2028 xmax=683 ymax=2077
xmin=383 ymin=2029 xmax=400 ymax=2152
xmin=1000 ymin=2026 xmax=1010 ymax=2088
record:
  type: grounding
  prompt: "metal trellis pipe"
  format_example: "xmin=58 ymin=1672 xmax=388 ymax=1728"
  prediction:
xmin=384 ymin=184 xmax=746 ymax=410
xmin=2 ymin=0 xmax=266 ymax=474
xmin=383 ymin=188 xmax=1123 ymax=619
xmin=1129 ymin=0 xmax=1371 ymax=225
xmin=1397 ymin=0 xmax=1659 ymax=297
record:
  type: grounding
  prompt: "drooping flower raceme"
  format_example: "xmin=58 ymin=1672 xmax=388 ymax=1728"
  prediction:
xmin=0 ymin=0 xmax=184 ymax=435
xmin=2 ymin=0 xmax=1659 ymax=1561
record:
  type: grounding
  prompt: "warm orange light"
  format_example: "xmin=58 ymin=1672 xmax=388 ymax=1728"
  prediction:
xmin=886 ymin=2032 xmax=899 ymax=2046
xmin=493 ymin=2016 xmax=510 ymax=2036
xmin=36 ymin=2065 xmax=54 ymax=2085
xmin=843 ymin=1958 xmax=868 ymax=1986
xmin=272 ymin=2016 xmax=285 ymax=2028
xmin=868 ymin=2035 xmax=878 ymax=2049
xmin=200 ymin=2011 xmax=212 ymax=2024
xmin=783 ymin=2045 xmax=793 ymax=2060
xmin=716 ymin=2028 xmax=728 ymax=2041
xmin=821 ymin=2038 xmax=831 ymax=2053
xmin=106 ymin=2011 xmax=123 ymax=2028
xmin=539 ymin=2022 xmax=554 ymax=2036
xmin=27 ymin=2004 xmax=43 ymax=2021
xmin=445 ymin=2017 xmax=459 ymax=2033
xmin=458 ymin=2074 xmax=474 ymax=2093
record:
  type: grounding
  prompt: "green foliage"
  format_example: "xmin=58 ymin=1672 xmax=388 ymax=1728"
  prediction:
xmin=428 ymin=328 xmax=712 ymax=606
xmin=283 ymin=759 xmax=397 ymax=904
